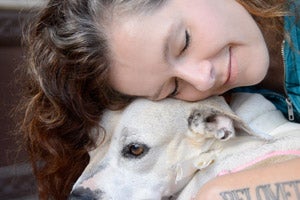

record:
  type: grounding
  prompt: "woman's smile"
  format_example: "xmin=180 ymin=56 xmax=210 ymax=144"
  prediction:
xmin=109 ymin=0 xmax=269 ymax=101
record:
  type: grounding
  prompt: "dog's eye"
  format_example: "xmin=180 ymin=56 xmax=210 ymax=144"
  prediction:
xmin=122 ymin=143 xmax=149 ymax=159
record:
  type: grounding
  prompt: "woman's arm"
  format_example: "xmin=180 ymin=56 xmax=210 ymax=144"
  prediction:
xmin=196 ymin=158 xmax=300 ymax=200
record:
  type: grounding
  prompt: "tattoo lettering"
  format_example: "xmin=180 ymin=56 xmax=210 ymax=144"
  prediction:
xmin=220 ymin=188 xmax=251 ymax=200
xmin=256 ymin=180 xmax=300 ymax=200
xmin=219 ymin=180 xmax=300 ymax=200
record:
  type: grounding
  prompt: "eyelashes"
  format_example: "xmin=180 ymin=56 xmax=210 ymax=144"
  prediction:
xmin=181 ymin=30 xmax=190 ymax=53
xmin=168 ymin=78 xmax=179 ymax=97
xmin=168 ymin=30 xmax=190 ymax=98
xmin=169 ymin=30 xmax=190 ymax=97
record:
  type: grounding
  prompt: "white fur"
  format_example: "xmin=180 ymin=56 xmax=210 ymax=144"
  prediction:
xmin=70 ymin=93 xmax=300 ymax=200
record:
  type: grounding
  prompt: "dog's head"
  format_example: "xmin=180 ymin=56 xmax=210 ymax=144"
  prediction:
xmin=69 ymin=96 xmax=258 ymax=200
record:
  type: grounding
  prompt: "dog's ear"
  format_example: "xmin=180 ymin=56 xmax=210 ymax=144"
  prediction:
xmin=220 ymin=112 xmax=273 ymax=140
xmin=194 ymin=95 xmax=273 ymax=140
xmin=188 ymin=108 xmax=235 ymax=141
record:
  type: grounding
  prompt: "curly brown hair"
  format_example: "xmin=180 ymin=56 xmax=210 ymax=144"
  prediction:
xmin=18 ymin=0 xmax=296 ymax=199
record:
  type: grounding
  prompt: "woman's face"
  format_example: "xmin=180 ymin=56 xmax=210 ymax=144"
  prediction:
xmin=108 ymin=0 xmax=269 ymax=101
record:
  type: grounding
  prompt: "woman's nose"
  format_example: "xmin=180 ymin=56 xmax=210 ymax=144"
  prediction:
xmin=175 ymin=60 xmax=216 ymax=91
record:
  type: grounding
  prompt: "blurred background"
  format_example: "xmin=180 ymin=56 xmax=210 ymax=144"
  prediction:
xmin=0 ymin=1 xmax=46 ymax=199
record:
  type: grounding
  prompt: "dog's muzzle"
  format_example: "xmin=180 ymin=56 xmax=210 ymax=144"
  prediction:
xmin=69 ymin=187 xmax=103 ymax=200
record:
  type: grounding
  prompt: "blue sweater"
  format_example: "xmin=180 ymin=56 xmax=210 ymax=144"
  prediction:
xmin=232 ymin=2 xmax=300 ymax=122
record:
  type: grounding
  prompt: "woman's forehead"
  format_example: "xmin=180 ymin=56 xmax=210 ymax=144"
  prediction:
xmin=109 ymin=3 xmax=177 ymax=68
xmin=108 ymin=11 xmax=176 ymax=98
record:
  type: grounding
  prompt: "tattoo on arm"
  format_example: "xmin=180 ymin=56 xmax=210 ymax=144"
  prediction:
xmin=219 ymin=180 xmax=300 ymax=200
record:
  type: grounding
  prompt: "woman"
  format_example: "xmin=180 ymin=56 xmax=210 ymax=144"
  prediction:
xmin=19 ymin=0 xmax=300 ymax=199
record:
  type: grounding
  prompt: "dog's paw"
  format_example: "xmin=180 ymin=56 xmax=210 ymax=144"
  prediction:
xmin=193 ymin=151 xmax=217 ymax=170
xmin=188 ymin=110 xmax=235 ymax=141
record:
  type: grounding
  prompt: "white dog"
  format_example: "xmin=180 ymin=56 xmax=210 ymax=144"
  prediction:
xmin=69 ymin=93 xmax=300 ymax=200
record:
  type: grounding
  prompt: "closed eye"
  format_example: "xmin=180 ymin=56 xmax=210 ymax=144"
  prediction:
xmin=181 ymin=30 xmax=190 ymax=53
xmin=168 ymin=78 xmax=179 ymax=97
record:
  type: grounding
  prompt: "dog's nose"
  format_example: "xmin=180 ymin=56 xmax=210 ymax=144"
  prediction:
xmin=68 ymin=187 xmax=102 ymax=200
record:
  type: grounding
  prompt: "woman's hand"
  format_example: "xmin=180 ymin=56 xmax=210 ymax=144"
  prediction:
xmin=196 ymin=158 xmax=300 ymax=200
